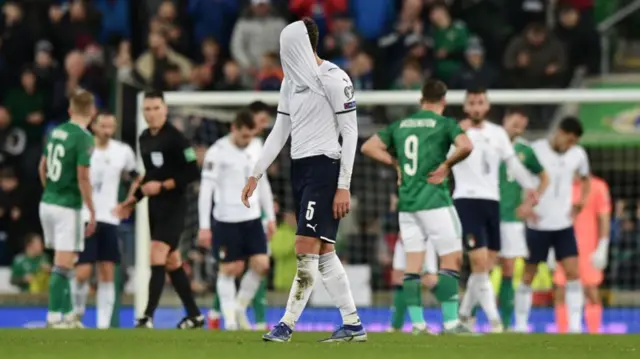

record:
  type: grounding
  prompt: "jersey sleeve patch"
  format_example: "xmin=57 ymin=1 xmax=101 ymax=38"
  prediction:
xmin=343 ymin=101 xmax=356 ymax=110
xmin=184 ymin=147 xmax=197 ymax=162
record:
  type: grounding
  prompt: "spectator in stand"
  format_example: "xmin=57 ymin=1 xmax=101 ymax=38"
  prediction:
xmin=350 ymin=0 xmax=395 ymax=42
xmin=555 ymin=4 xmax=600 ymax=80
xmin=93 ymin=0 xmax=130 ymax=44
xmin=323 ymin=13 xmax=355 ymax=62
xmin=504 ymin=23 xmax=567 ymax=88
xmin=256 ymin=52 xmax=283 ymax=91
xmin=155 ymin=1 xmax=190 ymax=56
xmin=215 ymin=60 xmax=245 ymax=91
xmin=507 ymin=0 xmax=548 ymax=34
xmin=10 ymin=233 xmax=50 ymax=293
xmin=450 ymin=40 xmax=499 ymax=90
xmin=198 ymin=37 xmax=224 ymax=88
xmin=187 ymin=0 xmax=240 ymax=50
xmin=391 ymin=59 xmax=423 ymax=90
xmin=1 ymin=2 xmax=34 ymax=82
xmin=0 ymin=167 xmax=26 ymax=260
xmin=50 ymin=51 xmax=90 ymax=121
xmin=289 ymin=0 xmax=348 ymax=41
xmin=350 ymin=52 xmax=374 ymax=90
xmin=0 ymin=108 xmax=24 ymax=171
xmin=230 ymin=0 xmax=286 ymax=80
xmin=183 ymin=65 xmax=215 ymax=91
xmin=162 ymin=63 xmax=184 ymax=91
xmin=558 ymin=0 xmax=595 ymax=26
xmin=429 ymin=3 xmax=469 ymax=83
xmin=32 ymin=41 xmax=60 ymax=96
xmin=4 ymin=67 xmax=48 ymax=147
xmin=134 ymin=30 xmax=192 ymax=90
xmin=49 ymin=0 xmax=102 ymax=56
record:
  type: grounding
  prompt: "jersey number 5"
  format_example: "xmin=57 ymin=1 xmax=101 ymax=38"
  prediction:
xmin=403 ymin=135 xmax=418 ymax=176
xmin=46 ymin=143 xmax=66 ymax=182
xmin=306 ymin=201 xmax=316 ymax=220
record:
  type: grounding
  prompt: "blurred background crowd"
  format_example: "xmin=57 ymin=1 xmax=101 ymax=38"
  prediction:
xmin=0 ymin=0 xmax=639 ymax=300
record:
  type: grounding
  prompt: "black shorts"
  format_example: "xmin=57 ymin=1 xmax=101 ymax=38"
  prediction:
xmin=525 ymin=227 xmax=578 ymax=264
xmin=77 ymin=222 xmax=120 ymax=264
xmin=291 ymin=155 xmax=340 ymax=243
xmin=212 ymin=219 xmax=267 ymax=262
xmin=149 ymin=198 xmax=186 ymax=251
xmin=454 ymin=198 xmax=501 ymax=251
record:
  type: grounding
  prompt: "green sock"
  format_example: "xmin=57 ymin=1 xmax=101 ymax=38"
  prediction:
xmin=251 ymin=278 xmax=267 ymax=324
xmin=212 ymin=293 xmax=221 ymax=313
xmin=48 ymin=271 xmax=65 ymax=315
xmin=391 ymin=285 xmax=407 ymax=330
xmin=432 ymin=270 xmax=460 ymax=327
xmin=61 ymin=273 xmax=73 ymax=316
xmin=498 ymin=276 xmax=514 ymax=328
xmin=403 ymin=274 xmax=425 ymax=326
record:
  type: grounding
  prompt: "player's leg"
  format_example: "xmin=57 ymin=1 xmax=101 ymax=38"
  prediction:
xmin=251 ymin=277 xmax=268 ymax=330
xmin=95 ymin=223 xmax=120 ymax=329
xmin=212 ymin=221 xmax=245 ymax=330
xmin=584 ymin=285 xmax=602 ymax=334
xmin=389 ymin=240 xmax=407 ymax=332
xmin=481 ymin=202 xmax=504 ymax=331
xmin=555 ymin=228 xmax=583 ymax=333
xmin=514 ymin=228 xmax=552 ymax=332
xmin=498 ymin=222 xmax=527 ymax=329
xmin=166 ymin=250 xmax=205 ymax=328
xmin=73 ymin=226 xmax=98 ymax=320
xmin=236 ymin=220 xmax=270 ymax=330
xmin=552 ymin=264 xmax=568 ymax=333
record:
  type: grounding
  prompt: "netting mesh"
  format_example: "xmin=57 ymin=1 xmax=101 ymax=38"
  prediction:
xmin=162 ymin=99 xmax=640 ymax=333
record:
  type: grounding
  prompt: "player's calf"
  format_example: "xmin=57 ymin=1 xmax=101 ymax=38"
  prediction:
xmin=48 ymin=252 xmax=78 ymax=327
xmin=559 ymin=256 xmax=583 ymax=333
xmin=218 ymin=261 xmax=244 ymax=330
xmin=72 ymin=263 xmax=92 ymax=319
xmin=236 ymin=255 xmax=269 ymax=330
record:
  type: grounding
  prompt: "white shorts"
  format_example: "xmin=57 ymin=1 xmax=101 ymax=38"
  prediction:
xmin=392 ymin=239 xmax=438 ymax=274
xmin=39 ymin=202 xmax=85 ymax=252
xmin=398 ymin=207 xmax=462 ymax=256
xmin=499 ymin=221 xmax=528 ymax=258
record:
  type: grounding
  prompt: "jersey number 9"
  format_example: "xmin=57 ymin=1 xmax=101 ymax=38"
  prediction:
xmin=403 ymin=135 xmax=418 ymax=176
xmin=46 ymin=143 xmax=66 ymax=182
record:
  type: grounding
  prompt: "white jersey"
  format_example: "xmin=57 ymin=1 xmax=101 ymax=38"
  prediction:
xmin=529 ymin=140 xmax=590 ymax=230
xmin=452 ymin=121 xmax=516 ymax=201
xmin=82 ymin=140 xmax=136 ymax=225
xmin=199 ymin=136 xmax=275 ymax=224
xmin=252 ymin=21 xmax=358 ymax=190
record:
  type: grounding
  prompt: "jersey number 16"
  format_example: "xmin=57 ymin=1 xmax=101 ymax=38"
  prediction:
xmin=46 ymin=143 xmax=66 ymax=182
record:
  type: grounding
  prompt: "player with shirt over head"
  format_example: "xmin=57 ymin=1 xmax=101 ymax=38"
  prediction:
xmin=514 ymin=117 xmax=591 ymax=333
xmin=241 ymin=18 xmax=364 ymax=342
xmin=198 ymin=111 xmax=276 ymax=330
xmin=453 ymin=88 xmax=540 ymax=333
xmin=39 ymin=90 xmax=97 ymax=328
xmin=361 ymin=79 xmax=474 ymax=334
xmin=496 ymin=108 xmax=548 ymax=329
xmin=72 ymin=113 xmax=139 ymax=328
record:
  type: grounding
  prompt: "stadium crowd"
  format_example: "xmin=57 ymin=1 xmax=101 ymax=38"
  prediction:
xmin=0 ymin=0 xmax=636 ymax=296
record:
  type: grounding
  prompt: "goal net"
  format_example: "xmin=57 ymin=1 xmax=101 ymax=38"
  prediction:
xmin=134 ymin=87 xmax=640 ymax=333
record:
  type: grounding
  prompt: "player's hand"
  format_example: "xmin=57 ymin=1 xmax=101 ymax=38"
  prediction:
xmin=524 ymin=189 xmax=539 ymax=206
xmin=241 ymin=176 xmax=258 ymax=208
xmin=459 ymin=119 xmax=472 ymax=130
xmin=112 ymin=202 xmax=133 ymax=219
xmin=141 ymin=181 xmax=162 ymax=196
xmin=516 ymin=202 xmax=538 ymax=223
xmin=591 ymin=239 xmax=610 ymax=270
xmin=266 ymin=220 xmax=276 ymax=240
xmin=85 ymin=216 xmax=96 ymax=238
xmin=428 ymin=164 xmax=450 ymax=184
xmin=197 ymin=229 xmax=212 ymax=249
xmin=333 ymin=188 xmax=351 ymax=219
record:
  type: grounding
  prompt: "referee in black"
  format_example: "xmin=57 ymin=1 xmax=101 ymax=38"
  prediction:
xmin=115 ymin=90 xmax=203 ymax=329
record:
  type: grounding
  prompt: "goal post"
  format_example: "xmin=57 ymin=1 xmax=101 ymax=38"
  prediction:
xmin=134 ymin=89 xmax=640 ymax=323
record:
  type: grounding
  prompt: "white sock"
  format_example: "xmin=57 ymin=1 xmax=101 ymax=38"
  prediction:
xmin=319 ymin=252 xmax=360 ymax=326
xmin=217 ymin=273 xmax=237 ymax=329
xmin=566 ymin=280 xmax=584 ymax=333
xmin=236 ymin=269 xmax=263 ymax=309
xmin=514 ymin=283 xmax=532 ymax=331
xmin=71 ymin=279 xmax=89 ymax=316
xmin=96 ymin=281 xmax=115 ymax=329
xmin=280 ymin=254 xmax=319 ymax=329
xmin=459 ymin=279 xmax=477 ymax=317
xmin=472 ymin=272 xmax=501 ymax=322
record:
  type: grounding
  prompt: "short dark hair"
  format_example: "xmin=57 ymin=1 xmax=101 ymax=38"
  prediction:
xmin=144 ymin=90 xmax=165 ymax=101
xmin=505 ymin=106 xmax=529 ymax=118
xmin=302 ymin=17 xmax=319 ymax=53
xmin=526 ymin=22 xmax=547 ymax=35
xmin=24 ymin=233 xmax=41 ymax=247
xmin=558 ymin=116 xmax=583 ymax=137
xmin=421 ymin=79 xmax=447 ymax=103
xmin=234 ymin=110 xmax=256 ymax=130
xmin=248 ymin=101 xmax=269 ymax=114
xmin=466 ymin=87 xmax=487 ymax=96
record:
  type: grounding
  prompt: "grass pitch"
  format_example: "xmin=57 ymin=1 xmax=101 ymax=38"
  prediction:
xmin=1 ymin=330 xmax=638 ymax=359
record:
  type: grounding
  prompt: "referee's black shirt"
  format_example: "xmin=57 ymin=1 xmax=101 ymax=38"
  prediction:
xmin=139 ymin=121 xmax=199 ymax=205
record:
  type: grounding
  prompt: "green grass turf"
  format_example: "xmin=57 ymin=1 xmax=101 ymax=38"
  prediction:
xmin=1 ymin=330 xmax=638 ymax=359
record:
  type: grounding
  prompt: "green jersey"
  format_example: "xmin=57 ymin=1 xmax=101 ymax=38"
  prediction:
xmin=11 ymin=254 xmax=49 ymax=292
xmin=41 ymin=121 xmax=94 ymax=209
xmin=378 ymin=110 xmax=463 ymax=212
xmin=499 ymin=138 xmax=544 ymax=222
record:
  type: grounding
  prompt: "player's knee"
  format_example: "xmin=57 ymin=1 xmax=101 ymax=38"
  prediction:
xmin=97 ymin=262 xmax=115 ymax=282
xmin=295 ymin=235 xmax=321 ymax=255
xmin=439 ymin=251 xmax=462 ymax=271
xmin=521 ymin=263 xmax=538 ymax=285
xmin=500 ymin=257 xmax=515 ymax=277
xmin=561 ymin=259 xmax=580 ymax=280
xmin=249 ymin=255 xmax=270 ymax=276
xmin=150 ymin=241 xmax=170 ymax=265
xmin=221 ymin=261 xmax=245 ymax=277
xmin=319 ymin=242 xmax=335 ymax=255
xmin=75 ymin=264 xmax=92 ymax=282
xmin=584 ymin=287 xmax=601 ymax=305
xmin=54 ymin=251 xmax=76 ymax=269
xmin=554 ymin=286 xmax=566 ymax=304
xmin=391 ymin=269 xmax=404 ymax=285
xmin=164 ymin=251 xmax=183 ymax=271
xmin=468 ymin=249 xmax=489 ymax=272
xmin=421 ymin=273 xmax=438 ymax=289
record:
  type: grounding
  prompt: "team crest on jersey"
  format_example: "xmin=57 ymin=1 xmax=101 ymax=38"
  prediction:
xmin=151 ymin=152 xmax=164 ymax=167
xmin=344 ymin=85 xmax=354 ymax=100
xmin=219 ymin=247 xmax=226 ymax=260
xmin=466 ymin=234 xmax=476 ymax=248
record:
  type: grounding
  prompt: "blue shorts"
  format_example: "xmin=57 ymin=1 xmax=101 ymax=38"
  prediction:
xmin=291 ymin=155 xmax=340 ymax=243
xmin=212 ymin=219 xmax=267 ymax=263
xmin=454 ymin=198 xmax=501 ymax=251
xmin=77 ymin=222 xmax=120 ymax=264
xmin=525 ymin=227 xmax=578 ymax=264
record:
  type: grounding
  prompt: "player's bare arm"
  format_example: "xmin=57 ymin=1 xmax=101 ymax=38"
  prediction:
xmin=38 ymin=156 xmax=47 ymax=188
xmin=360 ymin=134 xmax=394 ymax=165
xmin=592 ymin=182 xmax=611 ymax=269
xmin=77 ymin=165 xmax=96 ymax=237
xmin=430 ymin=133 xmax=473 ymax=184
xmin=573 ymin=175 xmax=591 ymax=217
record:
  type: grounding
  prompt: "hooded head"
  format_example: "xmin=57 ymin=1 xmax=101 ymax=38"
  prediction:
xmin=279 ymin=19 xmax=324 ymax=95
